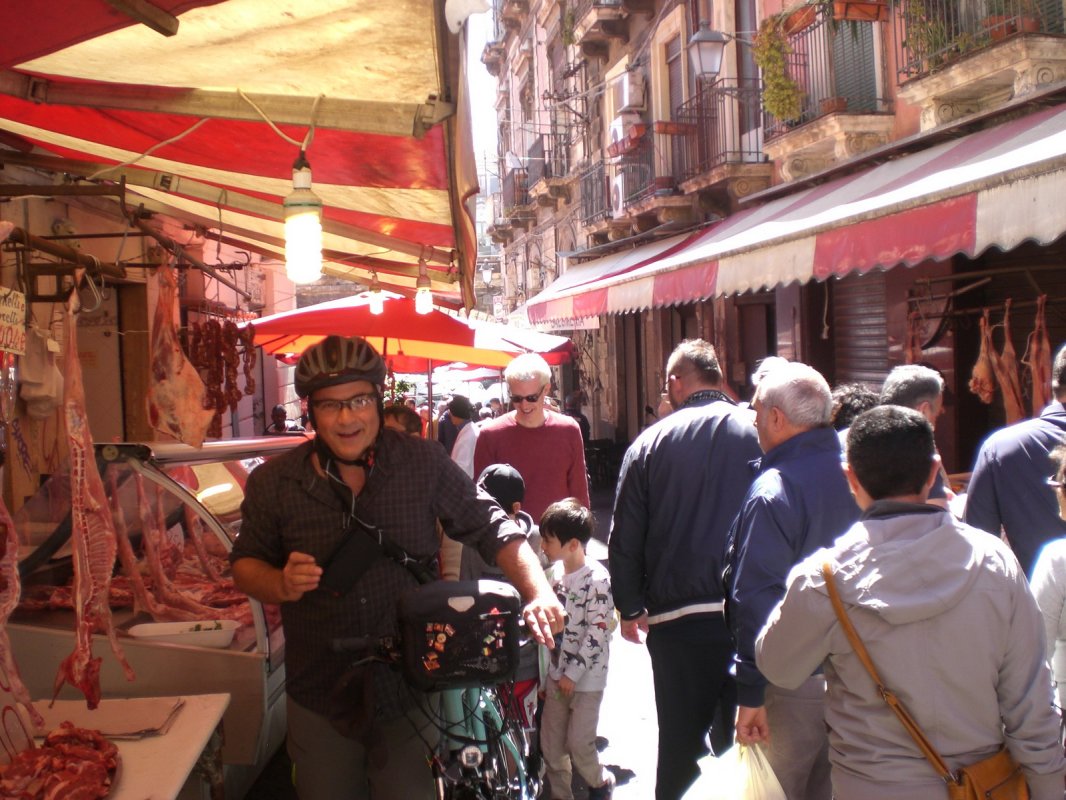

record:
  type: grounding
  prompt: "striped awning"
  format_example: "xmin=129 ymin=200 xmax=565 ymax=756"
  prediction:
xmin=0 ymin=0 xmax=480 ymax=305
xmin=527 ymin=104 xmax=1066 ymax=326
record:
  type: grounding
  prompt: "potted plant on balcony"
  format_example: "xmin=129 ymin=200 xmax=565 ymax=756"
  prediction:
xmin=900 ymin=0 xmax=953 ymax=68
xmin=753 ymin=14 xmax=803 ymax=123
xmin=982 ymin=0 xmax=1042 ymax=41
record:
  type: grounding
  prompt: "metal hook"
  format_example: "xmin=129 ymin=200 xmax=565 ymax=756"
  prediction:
xmin=76 ymin=260 xmax=104 ymax=314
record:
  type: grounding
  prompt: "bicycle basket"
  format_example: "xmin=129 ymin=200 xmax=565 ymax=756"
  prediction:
xmin=397 ymin=579 xmax=521 ymax=691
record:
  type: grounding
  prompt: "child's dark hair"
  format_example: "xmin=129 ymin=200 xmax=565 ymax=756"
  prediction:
xmin=540 ymin=498 xmax=594 ymax=546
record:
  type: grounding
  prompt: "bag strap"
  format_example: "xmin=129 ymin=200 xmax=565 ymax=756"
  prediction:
xmin=820 ymin=562 xmax=956 ymax=782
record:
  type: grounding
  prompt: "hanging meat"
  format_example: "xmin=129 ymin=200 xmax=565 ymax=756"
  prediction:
xmin=1026 ymin=294 xmax=1053 ymax=415
xmin=992 ymin=299 xmax=1026 ymax=424
xmin=147 ymin=265 xmax=214 ymax=448
xmin=968 ymin=309 xmax=996 ymax=404
xmin=55 ymin=299 xmax=135 ymax=709
xmin=241 ymin=322 xmax=257 ymax=395
xmin=0 ymin=495 xmax=44 ymax=729
xmin=222 ymin=320 xmax=243 ymax=412
xmin=905 ymin=311 xmax=923 ymax=365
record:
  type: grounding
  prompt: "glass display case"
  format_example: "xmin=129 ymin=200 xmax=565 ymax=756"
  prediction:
xmin=9 ymin=435 xmax=307 ymax=798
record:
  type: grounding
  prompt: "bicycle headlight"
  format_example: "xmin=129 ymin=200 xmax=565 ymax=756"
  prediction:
xmin=459 ymin=745 xmax=483 ymax=768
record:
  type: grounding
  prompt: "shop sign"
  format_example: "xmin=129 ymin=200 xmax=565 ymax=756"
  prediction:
xmin=0 ymin=289 xmax=26 ymax=356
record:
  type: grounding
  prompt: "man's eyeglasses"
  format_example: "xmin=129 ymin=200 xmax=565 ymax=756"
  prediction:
xmin=312 ymin=393 xmax=377 ymax=414
xmin=511 ymin=391 xmax=543 ymax=404
xmin=1048 ymin=476 xmax=1064 ymax=490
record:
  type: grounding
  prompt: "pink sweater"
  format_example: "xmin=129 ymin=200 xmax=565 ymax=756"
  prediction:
xmin=473 ymin=410 xmax=590 ymax=520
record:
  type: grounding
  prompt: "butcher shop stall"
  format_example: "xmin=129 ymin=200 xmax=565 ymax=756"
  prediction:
xmin=8 ymin=435 xmax=303 ymax=799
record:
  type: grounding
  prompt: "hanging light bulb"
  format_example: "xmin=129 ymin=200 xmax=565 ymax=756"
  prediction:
xmin=368 ymin=272 xmax=385 ymax=315
xmin=415 ymin=257 xmax=433 ymax=314
xmin=283 ymin=151 xmax=323 ymax=284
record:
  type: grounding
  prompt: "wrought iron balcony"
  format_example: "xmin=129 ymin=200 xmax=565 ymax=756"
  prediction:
xmin=579 ymin=160 xmax=609 ymax=226
xmin=674 ymin=78 xmax=767 ymax=180
xmin=895 ymin=0 xmax=1065 ymax=82
xmin=764 ymin=14 xmax=889 ymax=141
xmin=526 ymin=134 xmax=571 ymax=187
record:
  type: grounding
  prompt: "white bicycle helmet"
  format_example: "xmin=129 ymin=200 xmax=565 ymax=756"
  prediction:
xmin=295 ymin=335 xmax=387 ymax=398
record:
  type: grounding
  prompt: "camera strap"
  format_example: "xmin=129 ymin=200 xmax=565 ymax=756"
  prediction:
xmin=324 ymin=459 xmax=437 ymax=585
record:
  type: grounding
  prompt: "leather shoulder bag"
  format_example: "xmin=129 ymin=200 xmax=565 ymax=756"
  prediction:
xmin=820 ymin=562 xmax=1029 ymax=800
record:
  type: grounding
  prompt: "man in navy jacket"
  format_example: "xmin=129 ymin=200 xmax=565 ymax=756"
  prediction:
xmin=726 ymin=361 xmax=859 ymax=800
xmin=966 ymin=343 xmax=1066 ymax=576
xmin=609 ymin=339 xmax=761 ymax=800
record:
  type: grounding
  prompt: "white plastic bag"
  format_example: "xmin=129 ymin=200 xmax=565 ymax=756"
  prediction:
xmin=681 ymin=743 xmax=786 ymax=800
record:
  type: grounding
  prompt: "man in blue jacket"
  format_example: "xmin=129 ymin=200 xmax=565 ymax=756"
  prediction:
xmin=726 ymin=361 xmax=859 ymax=800
xmin=966 ymin=343 xmax=1066 ymax=576
xmin=609 ymin=339 xmax=761 ymax=800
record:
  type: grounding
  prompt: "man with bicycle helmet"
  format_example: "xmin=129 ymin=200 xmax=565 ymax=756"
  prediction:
xmin=231 ymin=335 xmax=563 ymax=800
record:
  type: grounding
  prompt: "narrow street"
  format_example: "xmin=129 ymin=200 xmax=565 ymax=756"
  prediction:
xmin=584 ymin=487 xmax=660 ymax=800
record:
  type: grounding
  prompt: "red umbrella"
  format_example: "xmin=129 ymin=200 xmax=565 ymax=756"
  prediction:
xmin=245 ymin=294 xmax=570 ymax=370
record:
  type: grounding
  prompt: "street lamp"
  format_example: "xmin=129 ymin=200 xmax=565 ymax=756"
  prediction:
xmin=687 ymin=20 xmax=733 ymax=80
xmin=481 ymin=265 xmax=493 ymax=285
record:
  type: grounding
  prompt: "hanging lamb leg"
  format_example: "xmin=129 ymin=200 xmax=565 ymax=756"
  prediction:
xmin=0 ymin=495 xmax=44 ymax=729
xmin=1026 ymin=294 xmax=1052 ymax=415
xmin=968 ymin=309 xmax=996 ymax=404
xmin=54 ymin=300 xmax=135 ymax=709
xmin=993 ymin=299 xmax=1026 ymax=424
xmin=147 ymin=265 xmax=214 ymax=447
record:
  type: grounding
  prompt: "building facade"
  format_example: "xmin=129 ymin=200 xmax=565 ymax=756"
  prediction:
xmin=483 ymin=0 xmax=1066 ymax=473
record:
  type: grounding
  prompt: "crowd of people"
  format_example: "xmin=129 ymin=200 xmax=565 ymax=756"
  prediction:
xmin=233 ymin=331 xmax=1066 ymax=800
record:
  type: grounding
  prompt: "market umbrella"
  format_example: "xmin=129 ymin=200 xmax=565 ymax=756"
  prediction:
xmin=244 ymin=294 xmax=570 ymax=370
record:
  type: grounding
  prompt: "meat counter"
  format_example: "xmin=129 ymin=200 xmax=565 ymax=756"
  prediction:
xmin=8 ymin=435 xmax=307 ymax=799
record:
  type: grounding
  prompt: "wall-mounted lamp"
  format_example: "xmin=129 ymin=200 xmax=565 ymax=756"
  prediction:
xmin=415 ymin=258 xmax=433 ymax=314
xmin=283 ymin=151 xmax=323 ymax=284
xmin=368 ymin=272 xmax=384 ymax=315
xmin=481 ymin=265 xmax=493 ymax=285
xmin=687 ymin=20 xmax=734 ymax=80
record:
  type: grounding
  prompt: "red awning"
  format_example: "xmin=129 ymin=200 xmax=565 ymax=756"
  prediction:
xmin=527 ymin=105 xmax=1066 ymax=326
xmin=0 ymin=0 xmax=480 ymax=305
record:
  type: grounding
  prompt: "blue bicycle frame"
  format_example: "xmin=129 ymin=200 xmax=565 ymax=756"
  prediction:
xmin=437 ymin=684 xmax=537 ymax=799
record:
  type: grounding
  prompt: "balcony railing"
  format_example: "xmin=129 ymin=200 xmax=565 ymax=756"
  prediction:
xmin=580 ymin=160 xmax=609 ymax=225
xmin=895 ymin=0 xmax=1065 ymax=82
xmin=572 ymin=0 xmax=623 ymax=21
xmin=765 ymin=15 xmax=888 ymax=140
xmin=675 ymin=78 xmax=767 ymax=180
xmin=526 ymin=134 xmax=571 ymax=186
xmin=502 ymin=168 xmax=530 ymax=210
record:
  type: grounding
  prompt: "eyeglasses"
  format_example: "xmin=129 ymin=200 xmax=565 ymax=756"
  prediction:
xmin=1048 ymin=476 xmax=1064 ymax=489
xmin=312 ymin=393 xmax=377 ymax=415
xmin=511 ymin=391 xmax=543 ymax=405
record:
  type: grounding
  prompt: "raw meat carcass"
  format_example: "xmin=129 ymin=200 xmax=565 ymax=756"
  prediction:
xmin=992 ymin=299 xmax=1026 ymax=424
xmin=1026 ymin=294 xmax=1053 ymax=415
xmin=968 ymin=309 xmax=996 ymax=404
xmin=146 ymin=265 xmax=214 ymax=447
xmin=54 ymin=301 xmax=135 ymax=709
xmin=0 ymin=494 xmax=44 ymax=729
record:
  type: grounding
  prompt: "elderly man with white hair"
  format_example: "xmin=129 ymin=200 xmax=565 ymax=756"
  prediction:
xmin=725 ymin=361 xmax=860 ymax=800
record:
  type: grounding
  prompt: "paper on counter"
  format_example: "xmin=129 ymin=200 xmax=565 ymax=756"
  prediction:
xmin=32 ymin=697 xmax=185 ymax=739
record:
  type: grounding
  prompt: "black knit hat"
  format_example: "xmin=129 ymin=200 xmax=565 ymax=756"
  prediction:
xmin=477 ymin=463 xmax=525 ymax=509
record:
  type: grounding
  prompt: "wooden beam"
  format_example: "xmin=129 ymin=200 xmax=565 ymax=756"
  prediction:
xmin=102 ymin=0 xmax=179 ymax=36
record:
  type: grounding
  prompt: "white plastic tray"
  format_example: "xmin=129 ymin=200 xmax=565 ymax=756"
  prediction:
xmin=127 ymin=620 xmax=239 ymax=649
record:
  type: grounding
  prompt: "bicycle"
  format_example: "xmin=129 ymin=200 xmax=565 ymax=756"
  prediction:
xmin=332 ymin=579 xmax=543 ymax=800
